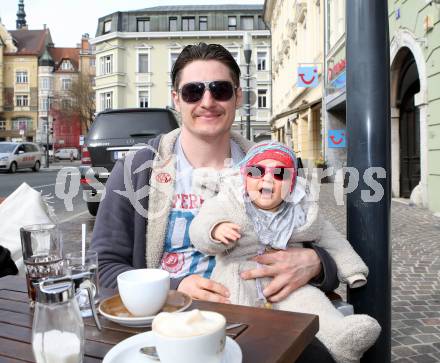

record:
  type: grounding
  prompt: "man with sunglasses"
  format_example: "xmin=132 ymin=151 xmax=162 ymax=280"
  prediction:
xmin=92 ymin=43 xmax=338 ymax=362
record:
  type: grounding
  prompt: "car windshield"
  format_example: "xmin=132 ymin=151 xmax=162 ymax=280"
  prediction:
xmin=0 ymin=143 xmax=16 ymax=153
xmin=89 ymin=111 xmax=178 ymax=140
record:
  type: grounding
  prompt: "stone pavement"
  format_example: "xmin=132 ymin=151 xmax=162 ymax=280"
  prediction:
xmin=317 ymin=183 xmax=440 ymax=363
xmin=59 ymin=181 xmax=440 ymax=362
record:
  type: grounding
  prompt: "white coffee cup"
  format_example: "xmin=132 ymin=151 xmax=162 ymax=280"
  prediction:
xmin=152 ymin=309 xmax=226 ymax=363
xmin=117 ymin=269 xmax=170 ymax=316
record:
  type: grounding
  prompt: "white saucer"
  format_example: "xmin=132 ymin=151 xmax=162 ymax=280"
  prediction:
xmin=103 ymin=331 xmax=242 ymax=363
xmin=98 ymin=291 xmax=192 ymax=327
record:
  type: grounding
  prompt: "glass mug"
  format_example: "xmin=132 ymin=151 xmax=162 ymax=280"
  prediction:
xmin=20 ymin=224 xmax=64 ymax=307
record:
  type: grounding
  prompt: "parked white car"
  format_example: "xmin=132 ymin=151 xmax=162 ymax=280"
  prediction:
xmin=54 ymin=148 xmax=79 ymax=160
xmin=0 ymin=142 xmax=43 ymax=173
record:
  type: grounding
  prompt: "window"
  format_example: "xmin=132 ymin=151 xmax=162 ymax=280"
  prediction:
xmin=12 ymin=119 xmax=31 ymax=130
xmin=16 ymin=95 xmax=29 ymax=107
xmin=169 ymin=17 xmax=177 ymax=31
xmin=170 ymin=52 xmax=179 ymax=72
xmin=229 ymin=51 xmax=239 ymax=65
xmin=89 ymin=58 xmax=95 ymax=67
xmin=182 ymin=17 xmax=195 ymax=31
xmin=258 ymin=89 xmax=267 ymax=108
xmin=16 ymin=71 xmax=28 ymax=83
xmin=138 ymin=54 xmax=149 ymax=73
xmin=258 ymin=16 xmax=265 ymax=30
xmin=62 ymin=98 xmax=72 ymax=110
xmin=61 ymin=61 xmax=72 ymax=70
xmin=139 ymin=91 xmax=149 ymax=108
xmin=257 ymin=52 xmax=267 ymax=71
xmin=0 ymin=121 xmax=5 ymax=131
xmin=100 ymin=92 xmax=113 ymax=111
xmin=241 ymin=16 xmax=254 ymax=30
xmin=24 ymin=144 xmax=35 ymax=153
xmin=41 ymin=77 xmax=50 ymax=90
xmin=137 ymin=18 xmax=150 ymax=32
xmin=103 ymin=20 xmax=111 ymax=33
xmin=199 ymin=16 xmax=207 ymax=31
xmin=100 ymin=55 xmax=113 ymax=75
xmin=41 ymin=98 xmax=49 ymax=111
xmin=228 ymin=16 xmax=237 ymax=30
xmin=62 ymin=78 xmax=72 ymax=90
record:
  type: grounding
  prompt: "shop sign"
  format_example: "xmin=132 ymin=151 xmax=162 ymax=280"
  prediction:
xmin=328 ymin=59 xmax=346 ymax=82
xmin=328 ymin=129 xmax=346 ymax=148
xmin=297 ymin=66 xmax=319 ymax=88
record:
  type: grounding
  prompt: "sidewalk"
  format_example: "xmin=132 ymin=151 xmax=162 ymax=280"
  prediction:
xmin=318 ymin=183 xmax=440 ymax=363
xmin=40 ymin=160 xmax=81 ymax=171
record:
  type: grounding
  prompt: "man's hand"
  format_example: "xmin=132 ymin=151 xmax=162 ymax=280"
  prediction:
xmin=240 ymin=247 xmax=321 ymax=303
xmin=212 ymin=222 xmax=241 ymax=245
xmin=178 ymin=274 xmax=231 ymax=303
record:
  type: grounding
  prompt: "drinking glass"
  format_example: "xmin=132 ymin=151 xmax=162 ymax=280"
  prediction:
xmin=65 ymin=250 xmax=99 ymax=317
xmin=20 ymin=223 xmax=64 ymax=307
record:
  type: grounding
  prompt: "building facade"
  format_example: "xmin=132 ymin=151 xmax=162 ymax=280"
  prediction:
xmin=92 ymin=5 xmax=271 ymax=141
xmin=264 ymin=0 xmax=325 ymax=168
xmin=323 ymin=0 xmax=346 ymax=173
xmin=35 ymin=34 xmax=96 ymax=149
xmin=389 ymin=0 xmax=440 ymax=212
xmin=1 ymin=1 xmax=95 ymax=149
xmin=322 ymin=0 xmax=440 ymax=213
xmin=0 ymin=24 xmax=51 ymax=142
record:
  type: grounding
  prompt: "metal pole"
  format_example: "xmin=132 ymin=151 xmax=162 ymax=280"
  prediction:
xmin=346 ymin=1 xmax=391 ymax=362
xmin=45 ymin=117 xmax=49 ymax=168
xmin=245 ymin=61 xmax=251 ymax=140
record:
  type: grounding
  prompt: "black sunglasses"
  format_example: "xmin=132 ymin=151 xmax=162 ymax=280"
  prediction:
xmin=178 ymin=80 xmax=237 ymax=103
xmin=245 ymin=165 xmax=292 ymax=181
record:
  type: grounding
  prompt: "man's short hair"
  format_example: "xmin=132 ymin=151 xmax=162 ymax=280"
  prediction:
xmin=171 ymin=42 xmax=241 ymax=90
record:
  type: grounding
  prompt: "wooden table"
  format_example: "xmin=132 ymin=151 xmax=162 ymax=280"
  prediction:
xmin=0 ymin=275 xmax=318 ymax=363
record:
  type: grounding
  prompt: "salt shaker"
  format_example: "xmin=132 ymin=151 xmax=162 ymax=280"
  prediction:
xmin=32 ymin=277 xmax=84 ymax=363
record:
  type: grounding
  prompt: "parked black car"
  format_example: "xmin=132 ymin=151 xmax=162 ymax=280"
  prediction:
xmin=80 ymin=108 xmax=179 ymax=216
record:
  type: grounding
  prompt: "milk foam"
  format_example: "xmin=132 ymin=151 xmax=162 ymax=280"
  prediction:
xmin=152 ymin=309 xmax=225 ymax=338
xmin=33 ymin=330 xmax=81 ymax=363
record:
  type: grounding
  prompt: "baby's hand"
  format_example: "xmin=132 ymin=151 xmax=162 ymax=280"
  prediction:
xmin=212 ymin=223 xmax=241 ymax=245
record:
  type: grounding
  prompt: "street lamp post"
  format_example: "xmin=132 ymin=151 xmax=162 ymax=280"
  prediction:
xmin=243 ymin=32 xmax=252 ymax=141
xmin=45 ymin=116 xmax=50 ymax=168
xmin=45 ymin=96 xmax=53 ymax=168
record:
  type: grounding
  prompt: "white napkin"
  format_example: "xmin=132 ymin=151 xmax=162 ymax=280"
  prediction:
xmin=0 ymin=183 xmax=55 ymax=274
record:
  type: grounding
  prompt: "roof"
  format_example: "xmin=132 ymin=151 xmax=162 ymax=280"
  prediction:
xmin=7 ymin=29 xmax=48 ymax=55
xmin=99 ymin=4 xmax=263 ymax=19
xmin=49 ymin=47 xmax=80 ymax=71
xmin=136 ymin=4 xmax=263 ymax=12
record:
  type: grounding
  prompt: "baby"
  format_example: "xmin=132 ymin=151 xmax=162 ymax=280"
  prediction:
xmin=189 ymin=141 xmax=381 ymax=363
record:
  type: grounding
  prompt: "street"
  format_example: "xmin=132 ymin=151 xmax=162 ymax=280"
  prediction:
xmin=0 ymin=161 xmax=88 ymax=223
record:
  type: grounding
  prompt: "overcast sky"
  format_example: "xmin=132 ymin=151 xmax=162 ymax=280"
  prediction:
xmin=1 ymin=0 xmax=264 ymax=47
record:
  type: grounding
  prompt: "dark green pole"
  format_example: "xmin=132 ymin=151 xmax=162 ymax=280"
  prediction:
xmin=346 ymin=0 xmax=391 ymax=362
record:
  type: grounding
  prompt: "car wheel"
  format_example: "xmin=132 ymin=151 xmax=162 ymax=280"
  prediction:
xmin=87 ymin=201 xmax=100 ymax=216
xmin=9 ymin=162 xmax=17 ymax=174
xmin=33 ymin=161 xmax=41 ymax=172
